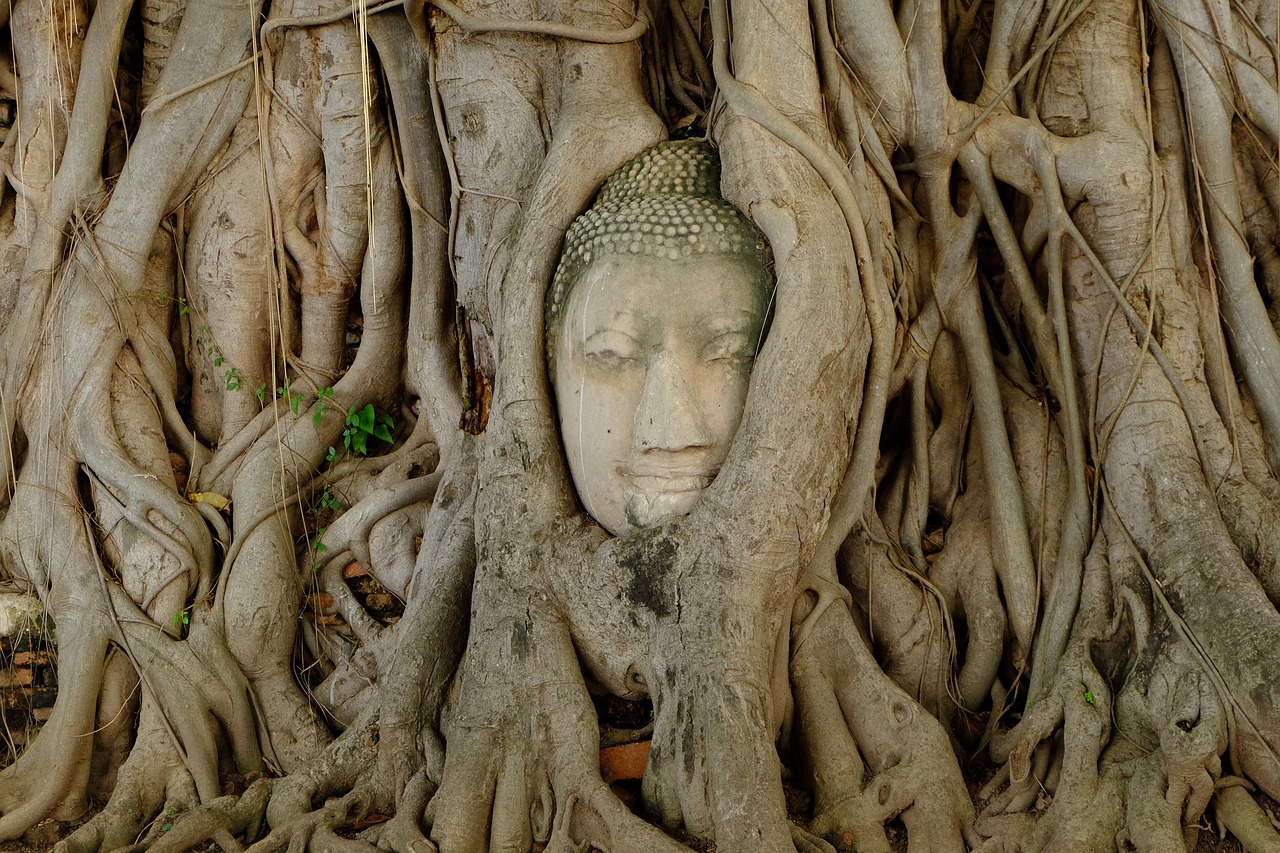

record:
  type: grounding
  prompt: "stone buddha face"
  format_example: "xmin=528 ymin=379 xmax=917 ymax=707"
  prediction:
xmin=552 ymin=252 xmax=769 ymax=535
xmin=547 ymin=141 xmax=772 ymax=535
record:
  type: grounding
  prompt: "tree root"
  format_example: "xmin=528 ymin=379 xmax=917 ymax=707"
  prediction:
xmin=0 ymin=627 xmax=110 ymax=837
xmin=1214 ymin=785 xmax=1280 ymax=853
xmin=251 ymin=790 xmax=380 ymax=853
xmin=979 ymin=653 xmax=1123 ymax=852
xmin=54 ymin=701 xmax=196 ymax=853
xmin=426 ymin=599 xmax=690 ymax=853
xmin=372 ymin=769 xmax=435 ymax=853
xmin=144 ymin=778 xmax=272 ymax=853
xmin=792 ymin=601 xmax=974 ymax=853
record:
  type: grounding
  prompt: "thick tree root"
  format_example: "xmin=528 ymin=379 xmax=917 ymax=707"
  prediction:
xmin=1214 ymin=785 xmax=1280 ymax=853
xmin=54 ymin=703 xmax=196 ymax=853
xmin=791 ymin=601 xmax=974 ymax=853
xmin=427 ymin=608 xmax=690 ymax=853
xmin=251 ymin=790 xmax=381 ymax=853
xmin=145 ymin=779 xmax=272 ymax=853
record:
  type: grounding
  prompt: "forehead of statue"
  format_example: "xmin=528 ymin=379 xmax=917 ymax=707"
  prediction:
xmin=558 ymin=253 xmax=768 ymax=336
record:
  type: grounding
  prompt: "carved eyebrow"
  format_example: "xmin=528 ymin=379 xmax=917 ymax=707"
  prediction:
xmin=697 ymin=308 xmax=762 ymax=332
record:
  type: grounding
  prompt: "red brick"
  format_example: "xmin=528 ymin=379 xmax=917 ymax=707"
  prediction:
xmin=600 ymin=741 xmax=649 ymax=783
xmin=0 ymin=668 xmax=32 ymax=687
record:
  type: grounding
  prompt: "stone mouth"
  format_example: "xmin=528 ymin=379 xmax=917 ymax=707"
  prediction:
xmin=621 ymin=467 xmax=716 ymax=495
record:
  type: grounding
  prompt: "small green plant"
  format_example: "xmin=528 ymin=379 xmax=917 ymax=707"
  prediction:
xmin=255 ymin=383 xmax=268 ymax=405
xmin=1083 ymin=689 xmax=1095 ymax=705
xmin=313 ymin=386 xmax=334 ymax=427
xmin=198 ymin=325 xmax=241 ymax=389
xmin=309 ymin=485 xmax=342 ymax=517
xmin=177 ymin=296 xmax=189 ymax=316
xmin=265 ymin=377 xmax=304 ymax=414
xmin=312 ymin=526 xmax=328 ymax=571
xmin=342 ymin=403 xmax=394 ymax=456
xmin=161 ymin=806 xmax=177 ymax=832
xmin=308 ymin=489 xmax=339 ymax=566
xmin=170 ymin=609 xmax=189 ymax=628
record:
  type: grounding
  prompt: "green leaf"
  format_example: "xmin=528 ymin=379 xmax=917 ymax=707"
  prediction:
xmin=373 ymin=411 xmax=395 ymax=443
xmin=1083 ymin=689 xmax=1095 ymax=705
xmin=356 ymin=404 xmax=375 ymax=432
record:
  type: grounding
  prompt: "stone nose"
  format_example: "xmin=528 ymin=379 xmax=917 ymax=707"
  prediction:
xmin=633 ymin=351 xmax=713 ymax=453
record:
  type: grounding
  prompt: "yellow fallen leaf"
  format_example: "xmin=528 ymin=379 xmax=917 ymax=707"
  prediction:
xmin=188 ymin=492 xmax=232 ymax=511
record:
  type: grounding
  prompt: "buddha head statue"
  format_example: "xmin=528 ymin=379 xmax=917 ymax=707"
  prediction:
xmin=547 ymin=140 xmax=773 ymax=535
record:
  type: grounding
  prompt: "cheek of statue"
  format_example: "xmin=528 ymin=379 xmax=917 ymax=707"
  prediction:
xmin=553 ymin=254 xmax=766 ymax=536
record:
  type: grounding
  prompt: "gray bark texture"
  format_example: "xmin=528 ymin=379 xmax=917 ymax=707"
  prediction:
xmin=0 ymin=0 xmax=1277 ymax=850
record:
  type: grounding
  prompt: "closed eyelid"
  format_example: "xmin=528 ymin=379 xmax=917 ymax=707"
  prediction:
xmin=583 ymin=329 xmax=641 ymax=355
xmin=701 ymin=330 xmax=756 ymax=359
